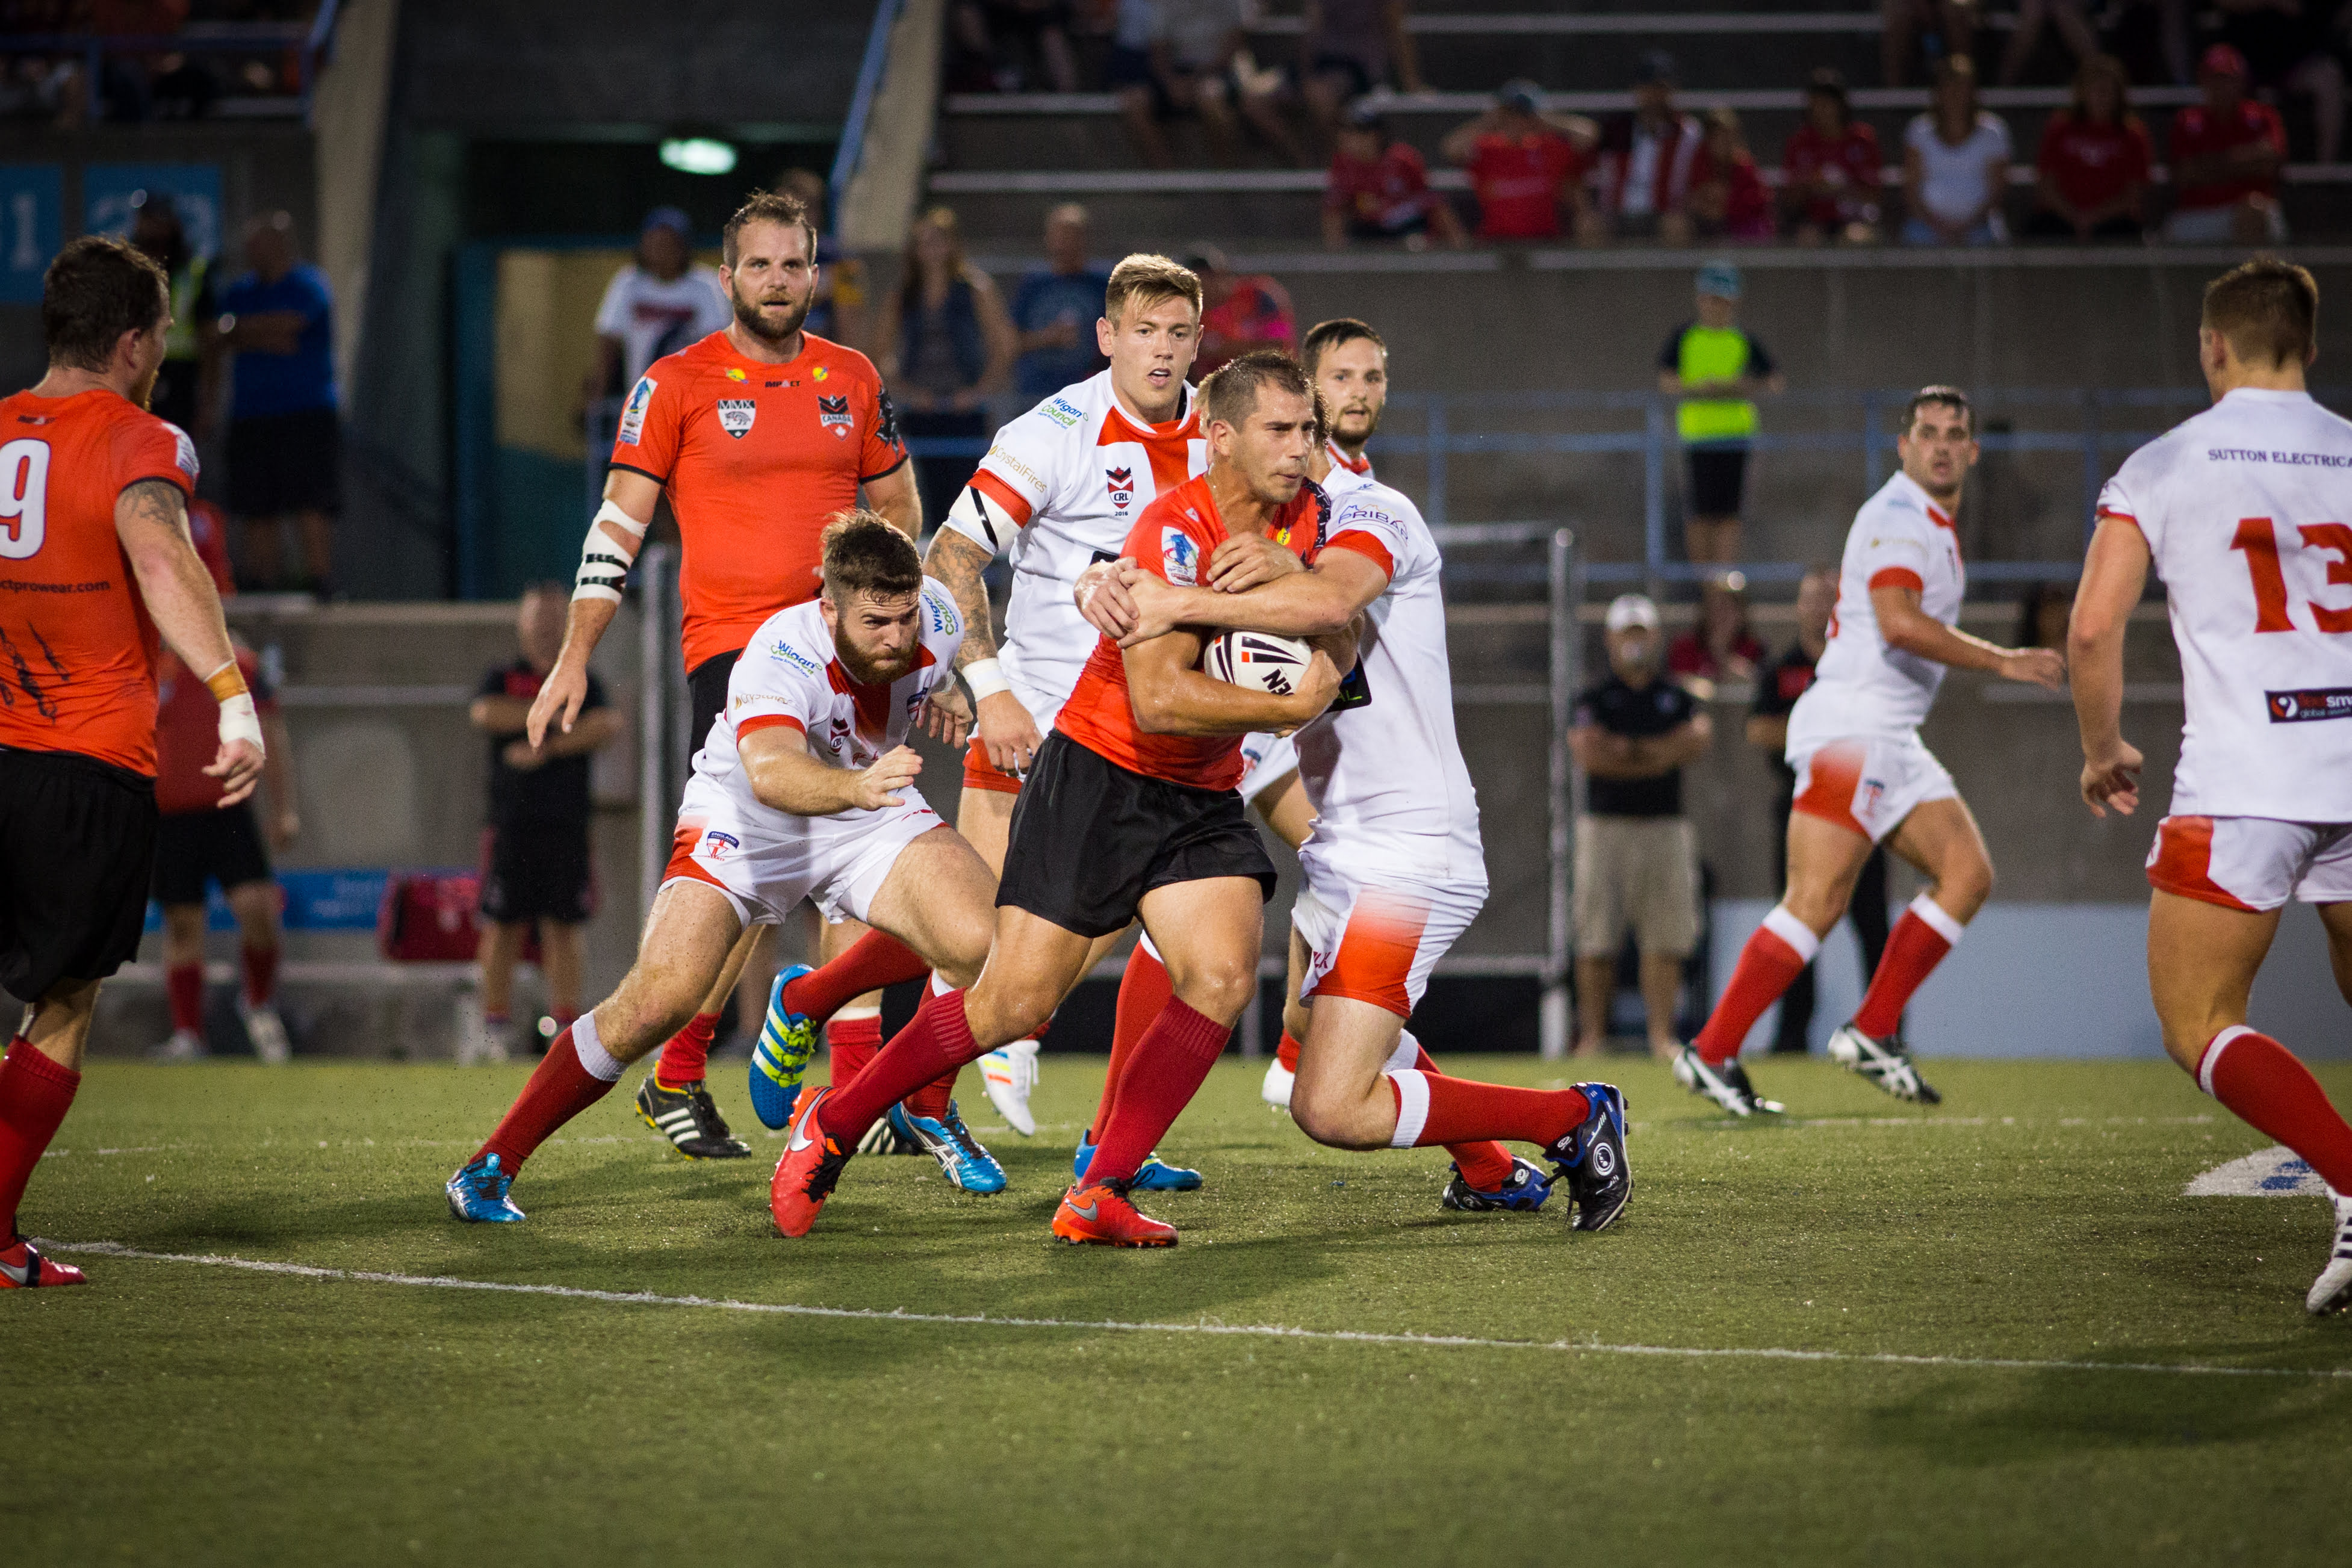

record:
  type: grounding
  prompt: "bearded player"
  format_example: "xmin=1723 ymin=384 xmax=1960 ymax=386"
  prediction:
xmin=523 ymin=190 xmax=918 ymax=1165
xmin=2072 ymin=257 xmax=2352 ymax=1315
xmin=1674 ymin=386 xmax=2065 ymax=1117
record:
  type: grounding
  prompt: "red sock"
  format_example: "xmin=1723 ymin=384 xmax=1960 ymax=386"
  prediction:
xmin=1082 ymin=998 xmax=1228 ymax=1186
xmin=477 ymin=1020 xmax=623 ymax=1173
xmin=166 ymin=961 xmax=205 ymax=1035
xmin=819 ymin=990 xmax=981 ymax=1144
xmin=1277 ymin=1030 xmax=1302 ymax=1071
xmin=240 ymin=943 xmax=279 ymax=1009
xmin=904 ymin=1068 xmax=957 ymax=1121
xmin=827 ymin=1015 xmax=883 ymax=1091
xmin=0 ymin=1038 xmax=80 ymax=1233
xmin=1386 ymin=1069 xmax=1588 ymax=1155
xmin=1410 ymin=1045 xmax=1518 ymax=1189
xmin=2198 ymin=1027 xmax=2352 ymax=1191
xmin=1094 ymin=941 xmax=1174 ymax=1138
xmin=1695 ymin=908 xmax=1819 ymax=1064
xmin=784 ymin=929 xmax=933 ymax=1030
xmin=654 ymin=1011 xmax=719 ymax=1089
xmin=1852 ymin=895 xmax=1963 ymax=1039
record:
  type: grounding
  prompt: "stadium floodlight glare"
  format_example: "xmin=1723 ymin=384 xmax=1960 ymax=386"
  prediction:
xmin=659 ymin=137 xmax=737 ymax=176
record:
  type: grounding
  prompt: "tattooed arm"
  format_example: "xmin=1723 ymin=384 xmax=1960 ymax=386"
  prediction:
xmin=116 ymin=479 xmax=263 ymax=804
xmin=924 ymin=524 xmax=1041 ymax=774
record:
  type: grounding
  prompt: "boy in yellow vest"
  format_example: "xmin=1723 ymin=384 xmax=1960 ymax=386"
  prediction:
xmin=1656 ymin=261 xmax=1784 ymax=578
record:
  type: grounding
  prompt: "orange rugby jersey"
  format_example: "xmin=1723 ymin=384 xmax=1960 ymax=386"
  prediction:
xmin=610 ymin=330 xmax=907 ymax=672
xmin=0 ymin=386 xmax=199 ymax=775
xmin=1057 ymin=473 xmax=1330 ymax=790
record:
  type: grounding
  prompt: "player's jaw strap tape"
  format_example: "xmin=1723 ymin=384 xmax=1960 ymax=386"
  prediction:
xmin=944 ymin=483 xmax=1020 ymax=559
xmin=574 ymin=500 xmax=651 ymax=604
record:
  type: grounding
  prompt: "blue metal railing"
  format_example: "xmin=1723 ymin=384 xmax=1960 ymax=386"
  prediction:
xmin=828 ymin=0 xmax=907 ymax=236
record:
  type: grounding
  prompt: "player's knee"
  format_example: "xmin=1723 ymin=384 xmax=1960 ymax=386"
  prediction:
xmin=1289 ymin=1080 xmax=1381 ymax=1150
xmin=933 ymin=916 xmax=992 ymax=991
xmin=1940 ymin=855 xmax=1994 ymax=916
xmin=1171 ymin=959 xmax=1255 ymax=1027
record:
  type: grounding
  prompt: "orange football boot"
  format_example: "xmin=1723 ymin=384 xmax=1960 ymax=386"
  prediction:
xmin=1051 ymin=1180 xmax=1178 ymax=1247
xmin=771 ymin=1086 xmax=853 ymax=1238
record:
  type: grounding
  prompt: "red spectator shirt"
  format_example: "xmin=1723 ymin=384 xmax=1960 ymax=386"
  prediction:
xmin=2168 ymin=99 xmax=2286 ymax=211
xmin=1694 ymin=146 xmax=1777 ymax=238
xmin=1781 ymin=120 xmax=1882 ymax=228
xmin=1326 ymin=141 xmax=1441 ymax=230
xmin=155 ymin=643 xmax=276 ymax=815
xmin=2037 ymin=111 xmax=2152 ymax=213
xmin=1197 ymin=276 xmax=1297 ymax=377
xmin=1467 ymin=130 xmax=1582 ymax=239
xmin=1667 ymin=629 xmax=1766 ymax=681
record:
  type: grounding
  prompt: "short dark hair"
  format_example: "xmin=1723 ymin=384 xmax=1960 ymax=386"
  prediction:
xmin=723 ymin=190 xmax=818 ymax=268
xmin=1201 ymin=349 xmax=1315 ymax=433
xmin=2203 ymin=255 xmax=2318 ymax=369
xmin=1300 ymin=317 xmax=1386 ymax=376
xmin=42 ymin=235 xmax=169 ymax=372
xmin=1902 ymin=384 xmax=1974 ymax=436
xmin=821 ymin=511 xmax=923 ymax=601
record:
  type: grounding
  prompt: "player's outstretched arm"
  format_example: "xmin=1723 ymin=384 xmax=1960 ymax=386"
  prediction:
xmin=740 ymin=725 xmax=923 ymax=815
xmin=2070 ymin=513 xmax=2152 ymax=818
xmin=1123 ymin=628 xmax=1341 ymax=737
xmin=532 ymin=469 xmax=659 ymax=745
xmin=1081 ymin=551 xmax=1389 ymax=648
xmin=1871 ymin=583 xmax=2066 ymax=688
xmin=116 ymin=479 xmax=264 ymax=806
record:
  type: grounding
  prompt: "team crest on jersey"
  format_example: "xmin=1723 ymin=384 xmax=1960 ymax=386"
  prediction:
xmin=1162 ymin=528 xmax=1200 ymax=586
xmin=618 ymin=376 xmax=656 ymax=445
xmin=717 ymin=399 xmax=756 ymax=439
xmin=1106 ymin=466 xmax=1134 ymax=510
xmin=817 ymin=394 xmax=854 ymax=438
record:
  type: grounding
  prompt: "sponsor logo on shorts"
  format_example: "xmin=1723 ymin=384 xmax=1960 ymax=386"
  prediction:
xmin=1042 ymin=397 xmax=1083 ymax=429
xmin=2267 ymin=686 xmax=2352 ymax=722
xmin=817 ymin=394 xmax=853 ymax=438
xmin=1162 ymin=528 xmax=1200 ymax=586
xmin=1858 ymin=776 xmax=1887 ymax=816
xmin=700 ymin=829 xmax=740 ymax=858
xmin=618 ymin=376 xmax=656 ymax=444
xmin=1106 ymin=466 xmax=1134 ymax=510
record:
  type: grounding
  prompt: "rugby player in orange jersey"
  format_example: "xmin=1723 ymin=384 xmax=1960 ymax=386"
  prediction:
xmin=0 ymin=237 xmax=265 ymax=1288
xmin=771 ymin=352 xmax=1351 ymax=1246
xmin=518 ymin=190 xmax=919 ymax=1162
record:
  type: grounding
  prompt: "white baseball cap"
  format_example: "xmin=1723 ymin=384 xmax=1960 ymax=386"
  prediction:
xmin=1605 ymin=593 xmax=1661 ymax=633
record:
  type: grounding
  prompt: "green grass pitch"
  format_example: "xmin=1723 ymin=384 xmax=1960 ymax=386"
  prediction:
xmin=8 ymin=1054 xmax=2351 ymax=1564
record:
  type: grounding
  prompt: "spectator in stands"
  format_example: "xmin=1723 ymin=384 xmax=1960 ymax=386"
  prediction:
xmin=1597 ymin=52 xmax=1704 ymax=246
xmin=1783 ymin=67 xmax=1884 ymax=245
xmin=1324 ymin=100 xmax=1467 ymax=249
xmin=209 ymin=211 xmax=339 ymax=593
xmin=1669 ymin=571 xmax=1766 ymax=692
xmin=1185 ymin=244 xmax=1296 ymax=376
xmin=86 ymin=0 xmax=188 ymax=121
xmin=1999 ymin=0 xmax=2099 ymax=85
xmin=1657 ymin=262 xmax=1783 ymax=585
xmin=471 ymin=584 xmax=621 ymax=1064
xmin=2164 ymin=43 xmax=2290 ymax=244
xmin=879 ymin=206 xmax=1018 ymax=521
xmin=953 ymin=0 xmax=1081 ymax=93
xmin=1882 ymin=0 xmax=1979 ymax=87
xmin=778 ymin=169 xmax=870 ymax=352
xmin=1297 ymin=0 xmax=1424 ymax=153
xmin=2025 ymin=55 xmax=2152 ymax=240
xmin=584 ymin=208 xmax=731 ymax=413
xmin=1747 ymin=564 xmax=1894 ymax=1055
xmin=2015 ymin=580 xmax=2074 ymax=650
xmin=1111 ymin=0 xmax=1304 ymax=168
xmin=1440 ymin=79 xmax=1597 ymax=243
xmin=129 ymin=191 xmax=213 ymax=434
xmin=2215 ymin=0 xmax=2345 ymax=164
xmin=1011 ymin=203 xmax=1111 ymax=400
xmin=1571 ymin=594 xmax=1711 ymax=1059
xmin=1690 ymin=109 xmax=1778 ymax=242
xmin=1901 ymin=55 xmax=2014 ymax=244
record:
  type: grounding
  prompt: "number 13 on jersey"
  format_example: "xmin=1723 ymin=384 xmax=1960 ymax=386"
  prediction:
xmin=2230 ymin=516 xmax=2352 ymax=633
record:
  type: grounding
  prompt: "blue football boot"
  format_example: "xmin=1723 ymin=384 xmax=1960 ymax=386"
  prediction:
xmin=1439 ymin=1154 xmax=1556 ymax=1213
xmin=1073 ymin=1133 xmax=1203 ymax=1192
xmin=1545 ymin=1083 xmax=1631 ymax=1233
xmin=445 ymin=1153 xmax=525 ymax=1223
xmin=888 ymin=1100 xmax=1008 ymax=1194
xmin=749 ymin=963 xmax=818 ymax=1130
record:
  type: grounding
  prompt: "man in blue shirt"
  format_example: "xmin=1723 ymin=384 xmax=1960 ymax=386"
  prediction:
xmin=1010 ymin=204 xmax=1109 ymax=402
xmin=210 ymin=212 xmax=339 ymax=595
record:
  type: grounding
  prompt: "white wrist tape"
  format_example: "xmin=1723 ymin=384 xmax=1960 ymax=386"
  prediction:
xmin=963 ymin=658 xmax=1011 ymax=701
xmin=216 ymin=691 xmax=264 ymax=755
xmin=573 ymin=500 xmax=648 ymax=603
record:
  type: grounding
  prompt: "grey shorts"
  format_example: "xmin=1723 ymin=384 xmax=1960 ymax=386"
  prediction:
xmin=1574 ymin=814 xmax=1700 ymax=960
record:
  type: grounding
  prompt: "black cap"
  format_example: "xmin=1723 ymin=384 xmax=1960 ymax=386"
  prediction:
xmin=1806 ymin=65 xmax=1849 ymax=103
xmin=1637 ymin=49 xmax=1677 ymax=86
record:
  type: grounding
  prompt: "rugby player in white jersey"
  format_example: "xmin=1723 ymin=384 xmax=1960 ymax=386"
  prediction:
xmin=1076 ymin=339 xmax=1634 ymax=1230
xmin=2071 ymin=257 xmax=2352 ymax=1315
xmin=752 ymin=255 xmax=1215 ymax=1190
xmin=1675 ymin=387 xmax=2066 ymax=1117
xmin=444 ymin=516 xmax=994 ymax=1223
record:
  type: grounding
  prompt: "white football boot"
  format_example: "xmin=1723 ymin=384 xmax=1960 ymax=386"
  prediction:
xmin=2309 ymin=1190 xmax=2352 ymax=1316
xmin=150 ymin=1028 xmax=206 ymax=1062
xmin=1826 ymin=1023 xmax=1941 ymax=1105
xmin=239 ymin=999 xmax=291 ymax=1064
xmin=978 ymin=1038 xmax=1040 ymax=1136
xmin=1260 ymin=1058 xmax=1294 ymax=1111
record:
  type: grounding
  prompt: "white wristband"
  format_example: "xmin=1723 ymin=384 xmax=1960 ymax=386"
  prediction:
xmin=964 ymin=658 xmax=1011 ymax=701
xmin=216 ymin=691 xmax=265 ymax=755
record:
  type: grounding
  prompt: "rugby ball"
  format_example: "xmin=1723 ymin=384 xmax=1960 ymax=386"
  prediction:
xmin=1204 ymin=630 xmax=1314 ymax=696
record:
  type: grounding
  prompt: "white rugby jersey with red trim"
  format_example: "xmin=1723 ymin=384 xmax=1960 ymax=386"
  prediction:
xmin=690 ymin=580 xmax=964 ymax=811
xmin=1787 ymin=468 xmax=1966 ymax=753
xmin=963 ymin=371 xmax=1206 ymax=719
xmin=2099 ymin=386 xmax=2352 ymax=820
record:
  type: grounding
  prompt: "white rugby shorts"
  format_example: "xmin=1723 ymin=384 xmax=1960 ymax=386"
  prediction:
xmin=661 ymin=771 xmax=942 ymax=929
xmin=1291 ymin=843 xmax=1487 ymax=1019
xmin=1238 ymin=730 xmax=1300 ymax=807
xmin=2146 ymin=816 xmax=2352 ymax=913
xmin=1789 ymin=734 xmax=1958 ymax=845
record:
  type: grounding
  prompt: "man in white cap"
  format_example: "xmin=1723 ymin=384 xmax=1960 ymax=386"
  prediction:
xmin=1568 ymin=593 xmax=1711 ymax=1058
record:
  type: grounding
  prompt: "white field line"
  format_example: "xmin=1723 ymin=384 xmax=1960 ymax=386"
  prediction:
xmin=36 ymin=1240 xmax=2350 ymax=1384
